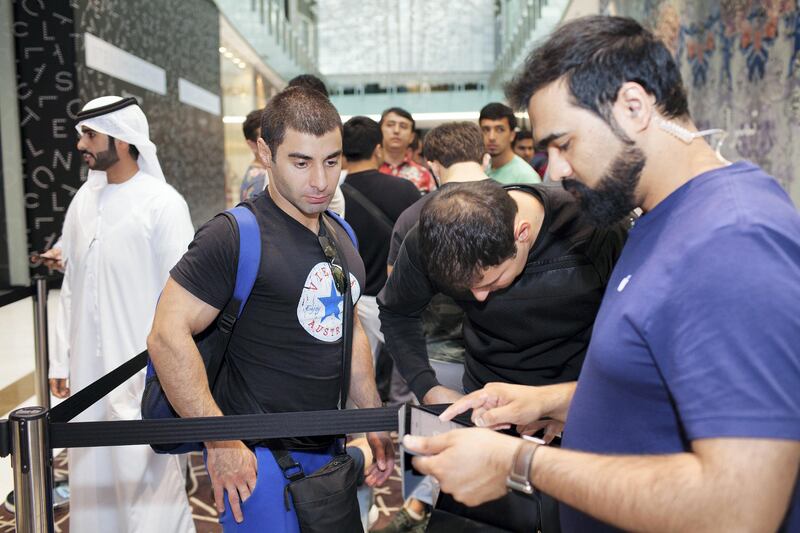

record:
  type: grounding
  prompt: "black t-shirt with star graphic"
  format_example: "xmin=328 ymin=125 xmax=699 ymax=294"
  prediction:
xmin=170 ymin=190 xmax=365 ymax=449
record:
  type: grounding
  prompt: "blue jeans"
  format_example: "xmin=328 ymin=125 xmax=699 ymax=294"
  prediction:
xmin=205 ymin=446 xmax=334 ymax=532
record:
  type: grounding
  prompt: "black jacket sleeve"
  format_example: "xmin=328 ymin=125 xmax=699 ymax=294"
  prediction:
xmin=586 ymin=219 xmax=629 ymax=283
xmin=377 ymin=230 xmax=440 ymax=399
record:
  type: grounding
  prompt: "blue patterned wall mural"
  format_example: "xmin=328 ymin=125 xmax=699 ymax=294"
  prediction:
xmin=606 ymin=0 xmax=800 ymax=205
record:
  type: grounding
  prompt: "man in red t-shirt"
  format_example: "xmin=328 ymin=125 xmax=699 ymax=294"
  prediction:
xmin=378 ymin=107 xmax=436 ymax=194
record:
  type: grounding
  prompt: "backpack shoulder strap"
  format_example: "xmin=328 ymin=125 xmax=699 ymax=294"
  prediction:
xmin=325 ymin=208 xmax=359 ymax=251
xmin=205 ymin=204 xmax=261 ymax=388
xmin=340 ymin=182 xmax=395 ymax=235
xmin=226 ymin=205 xmax=261 ymax=320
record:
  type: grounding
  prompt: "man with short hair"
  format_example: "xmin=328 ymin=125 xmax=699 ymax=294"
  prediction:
xmin=379 ymin=107 xmax=436 ymax=194
xmin=480 ymin=102 xmax=541 ymax=185
xmin=255 ymin=74 xmax=346 ymax=214
xmin=148 ymin=87 xmax=394 ymax=532
xmin=48 ymin=96 xmax=195 ymax=532
xmin=240 ymin=108 xmax=268 ymax=201
xmin=380 ymin=179 xmax=626 ymax=405
xmin=512 ymin=129 xmax=535 ymax=165
xmin=405 ymin=16 xmax=800 ymax=532
xmin=341 ymin=116 xmax=420 ymax=368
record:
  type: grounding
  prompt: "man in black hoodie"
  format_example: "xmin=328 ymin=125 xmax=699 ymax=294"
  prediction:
xmin=378 ymin=179 xmax=627 ymax=406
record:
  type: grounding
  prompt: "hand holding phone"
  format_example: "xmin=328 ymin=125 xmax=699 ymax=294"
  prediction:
xmin=398 ymin=404 xmax=471 ymax=500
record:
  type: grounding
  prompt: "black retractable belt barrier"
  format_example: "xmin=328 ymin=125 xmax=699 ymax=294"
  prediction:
xmin=0 ymin=285 xmax=34 ymax=308
xmin=44 ymin=347 xmax=398 ymax=450
xmin=49 ymin=350 xmax=149 ymax=423
xmin=2 ymin=343 xmax=399 ymax=456
xmin=50 ymin=407 xmax=398 ymax=449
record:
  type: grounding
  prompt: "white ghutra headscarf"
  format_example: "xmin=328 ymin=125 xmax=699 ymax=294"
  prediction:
xmin=75 ymin=95 xmax=165 ymax=185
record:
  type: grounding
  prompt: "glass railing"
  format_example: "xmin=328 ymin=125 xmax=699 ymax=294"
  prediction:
xmin=490 ymin=0 xmax=571 ymax=89
xmin=215 ymin=0 xmax=320 ymax=81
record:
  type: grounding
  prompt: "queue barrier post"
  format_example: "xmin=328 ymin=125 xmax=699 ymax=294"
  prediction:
xmin=31 ymin=277 xmax=50 ymax=410
xmin=9 ymin=406 xmax=54 ymax=533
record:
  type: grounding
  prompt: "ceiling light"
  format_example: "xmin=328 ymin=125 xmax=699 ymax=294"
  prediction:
xmin=224 ymin=51 xmax=233 ymax=58
xmin=219 ymin=46 xmax=227 ymax=53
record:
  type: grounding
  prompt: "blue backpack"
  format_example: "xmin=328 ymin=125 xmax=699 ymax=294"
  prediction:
xmin=141 ymin=205 xmax=357 ymax=454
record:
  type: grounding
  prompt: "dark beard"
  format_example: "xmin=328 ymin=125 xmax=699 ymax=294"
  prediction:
xmin=562 ymin=145 xmax=645 ymax=228
xmin=83 ymin=138 xmax=119 ymax=171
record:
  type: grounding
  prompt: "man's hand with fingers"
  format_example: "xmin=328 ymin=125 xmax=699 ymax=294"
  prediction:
xmin=422 ymin=385 xmax=463 ymax=405
xmin=365 ymin=431 xmax=395 ymax=486
xmin=403 ymin=428 xmax=522 ymax=506
xmin=440 ymin=381 xmax=576 ymax=432
xmin=205 ymin=440 xmax=258 ymax=523
xmin=439 ymin=382 xmax=546 ymax=429
xmin=49 ymin=378 xmax=70 ymax=398
xmin=519 ymin=419 xmax=563 ymax=444
xmin=33 ymin=248 xmax=65 ymax=272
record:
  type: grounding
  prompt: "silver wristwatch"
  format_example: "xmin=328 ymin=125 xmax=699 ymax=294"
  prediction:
xmin=506 ymin=441 xmax=538 ymax=494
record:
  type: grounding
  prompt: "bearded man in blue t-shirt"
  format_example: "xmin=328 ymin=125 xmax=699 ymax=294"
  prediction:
xmin=403 ymin=15 xmax=800 ymax=532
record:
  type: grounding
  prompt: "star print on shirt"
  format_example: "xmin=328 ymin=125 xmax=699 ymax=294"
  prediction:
xmin=298 ymin=262 xmax=361 ymax=342
xmin=318 ymin=280 xmax=343 ymax=320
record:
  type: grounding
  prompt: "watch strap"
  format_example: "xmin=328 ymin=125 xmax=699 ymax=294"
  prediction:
xmin=506 ymin=441 xmax=538 ymax=494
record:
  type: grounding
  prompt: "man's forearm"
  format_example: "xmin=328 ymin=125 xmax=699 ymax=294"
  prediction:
xmin=531 ymin=439 xmax=799 ymax=532
xmin=541 ymin=382 xmax=576 ymax=422
xmin=147 ymin=328 xmax=222 ymax=419
xmin=378 ymin=306 xmax=439 ymax=398
xmin=347 ymin=316 xmax=382 ymax=409
xmin=534 ymin=447 xmax=705 ymax=531
xmin=377 ymin=242 xmax=440 ymax=399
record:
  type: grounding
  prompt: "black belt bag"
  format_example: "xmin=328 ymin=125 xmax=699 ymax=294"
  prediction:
xmin=274 ymin=446 xmax=362 ymax=533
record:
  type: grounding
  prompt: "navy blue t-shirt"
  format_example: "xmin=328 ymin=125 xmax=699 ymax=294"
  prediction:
xmin=561 ymin=162 xmax=800 ymax=531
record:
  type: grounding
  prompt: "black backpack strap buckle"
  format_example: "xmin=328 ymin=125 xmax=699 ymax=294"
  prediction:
xmin=217 ymin=311 xmax=237 ymax=334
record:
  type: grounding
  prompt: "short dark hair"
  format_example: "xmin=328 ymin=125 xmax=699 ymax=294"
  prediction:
xmin=409 ymin=130 xmax=421 ymax=151
xmin=419 ymin=180 xmax=517 ymax=292
xmin=261 ymin=86 xmax=342 ymax=156
xmin=287 ymin=74 xmax=329 ymax=98
xmin=343 ymin=116 xmax=382 ymax=162
xmin=506 ymin=15 xmax=689 ymax=123
xmin=423 ymin=122 xmax=484 ymax=167
xmin=479 ymin=102 xmax=517 ymax=130
xmin=243 ymin=109 xmax=263 ymax=142
xmin=379 ymin=107 xmax=415 ymax=131
xmin=512 ymin=129 xmax=533 ymax=148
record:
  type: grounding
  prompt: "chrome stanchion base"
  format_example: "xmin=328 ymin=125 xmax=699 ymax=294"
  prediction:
xmin=3 ymin=479 xmax=69 ymax=514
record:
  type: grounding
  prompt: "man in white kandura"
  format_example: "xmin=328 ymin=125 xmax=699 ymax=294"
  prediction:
xmin=48 ymin=96 xmax=196 ymax=532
